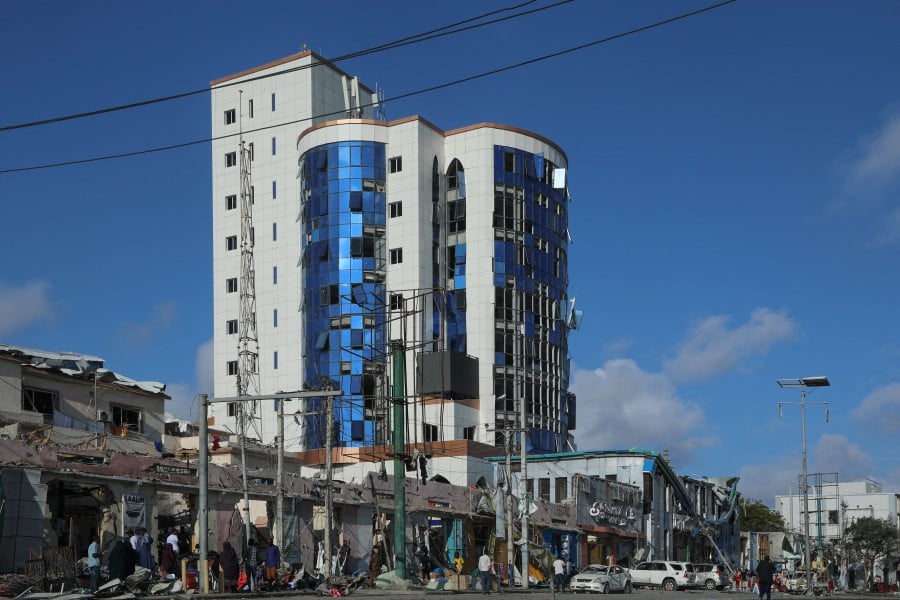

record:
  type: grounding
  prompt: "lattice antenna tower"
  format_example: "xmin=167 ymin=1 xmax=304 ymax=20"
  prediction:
xmin=237 ymin=90 xmax=260 ymax=418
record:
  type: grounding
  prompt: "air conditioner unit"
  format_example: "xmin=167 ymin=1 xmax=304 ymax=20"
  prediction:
xmin=97 ymin=410 xmax=110 ymax=422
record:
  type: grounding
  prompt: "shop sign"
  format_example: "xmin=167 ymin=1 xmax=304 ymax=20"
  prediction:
xmin=122 ymin=494 xmax=146 ymax=532
xmin=589 ymin=500 xmax=636 ymax=526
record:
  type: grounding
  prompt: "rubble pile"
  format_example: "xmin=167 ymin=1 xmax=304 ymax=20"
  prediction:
xmin=0 ymin=573 xmax=41 ymax=597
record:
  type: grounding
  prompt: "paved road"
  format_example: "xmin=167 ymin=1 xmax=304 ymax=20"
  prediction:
xmin=213 ymin=587 xmax=885 ymax=600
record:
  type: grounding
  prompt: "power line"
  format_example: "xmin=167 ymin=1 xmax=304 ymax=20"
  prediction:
xmin=0 ymin=0 xmax=737 ymax=175
xmin=0 ymin=0 xmax=561 ymax=133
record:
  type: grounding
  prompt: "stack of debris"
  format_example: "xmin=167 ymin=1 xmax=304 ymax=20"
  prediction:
xmin=0 ymin=573 xmax=41 ymax=598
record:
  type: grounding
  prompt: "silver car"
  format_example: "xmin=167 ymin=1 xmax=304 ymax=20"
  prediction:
xmin=570 ymin=564 xmax=633 ymax=594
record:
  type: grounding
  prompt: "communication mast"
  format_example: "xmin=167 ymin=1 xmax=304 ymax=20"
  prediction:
xmin=236 ymin=90 xmax=260 ymax=543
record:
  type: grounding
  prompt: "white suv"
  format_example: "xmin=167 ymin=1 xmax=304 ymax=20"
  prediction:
xmin=629 ymin=561 xmax=697 ymax=591
xmin=693 ymin=563 xmax=727 ymax=590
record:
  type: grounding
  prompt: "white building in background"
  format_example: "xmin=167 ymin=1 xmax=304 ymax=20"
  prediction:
xmin=775 ymin=478 xmax=900 ymax=550
xmin=210 ymin=51 xmax=580 ymax=486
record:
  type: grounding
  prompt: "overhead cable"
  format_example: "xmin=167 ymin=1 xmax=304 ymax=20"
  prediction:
xmin=0 ymin=0 xmax=561 ymax=133
xmin=0 ymin=0 xmax=737 ymax=175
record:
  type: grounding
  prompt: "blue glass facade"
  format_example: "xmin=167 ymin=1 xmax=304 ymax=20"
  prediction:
xmin=492 ymin=145 xmax=572 ymax=453
xmin=299 ymin=141 xmax=387 ymax=448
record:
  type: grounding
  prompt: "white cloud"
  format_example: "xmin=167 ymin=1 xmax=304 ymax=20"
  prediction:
xmin=810 ymin=433 xmax=873 ymax=480
xmin=571 ymin=359 xmax=706 ymax=462
xmin=663 ymin=308 xmax=796 ymax=382
xmin=0 ymin=279 xmax=54 ymax=337
xmin=844 ymin=109 xmax=900 ymax=194
xmin=852 ymin=382 xmax=900 ymax=432
xmin=738 ymin=461 xmax=799 ymax=508
xmin=738 ymin=434 xmax=873 ymax=507
xmin=116 ymin=301 xmax=177 ymax=348
xmin=164 ymin=339 xmax=214 ymax=422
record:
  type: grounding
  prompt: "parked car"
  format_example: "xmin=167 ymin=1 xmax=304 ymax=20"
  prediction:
xmin=629 ymin=561 xmax=697 ymax=591
xmin=693 ymin=563 xmax=727 ymax=590
xmin=570 ymin=564 xmax=633 ymax=594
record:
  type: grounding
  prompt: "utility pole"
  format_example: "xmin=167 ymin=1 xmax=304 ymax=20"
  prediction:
xmin=520 ymin=390 xmax=529 ymax=589
xmin=198 ymin=395 xmax=210 ymax=594
xmin=323 ymin=394 xmax=335 ymax=579
xmin=238 ymin=403 xmax=252 ymax=544
xmin=505 ymin=434 xmax=514 ymax=588
xmin=488 ymin=415 xmax=526 ymax=589
xmin=391 ymin=340 xmax=407 ymax=580
xmin=276 ymin=398 xmax=284 ymax=548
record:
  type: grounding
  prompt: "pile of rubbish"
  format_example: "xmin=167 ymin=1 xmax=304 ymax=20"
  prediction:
xmin=6 ymin=567 xmax=184 ymax=600
xmin=0 ymin=574 xmax=42 ymax=598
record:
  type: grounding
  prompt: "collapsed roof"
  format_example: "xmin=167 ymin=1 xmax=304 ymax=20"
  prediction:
xmin=0 ymin=343 xmax=167 ymax=396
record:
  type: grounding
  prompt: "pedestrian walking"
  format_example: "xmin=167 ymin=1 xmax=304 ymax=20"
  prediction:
xmin=478 ymin=549 xmax=493 ymax=594
xmin=264 ymin=538 xmax=281 ymax=583
xmin=217 ymin=541 xmax=240 ymax=592
xmin=244 ymin=539 xmax=259 ymax=591
xmin=757 ymin=556 xmax=775 ymax=600
xmin=553 ymin=555 xmax=566 ymax=592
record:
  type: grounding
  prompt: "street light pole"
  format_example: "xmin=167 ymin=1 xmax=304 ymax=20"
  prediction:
xmin=777 ymin=376 xmax=830 ymax=596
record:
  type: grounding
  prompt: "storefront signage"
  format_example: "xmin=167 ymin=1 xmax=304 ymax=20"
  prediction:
xmin=589 ymin=500 xmax=636 ymax=526
xmin=122 ymin=494 xmax=146 ymax=532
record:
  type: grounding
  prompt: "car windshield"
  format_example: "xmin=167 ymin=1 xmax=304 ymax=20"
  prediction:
xmin=583 ymin=565 xmax=609 ymax=573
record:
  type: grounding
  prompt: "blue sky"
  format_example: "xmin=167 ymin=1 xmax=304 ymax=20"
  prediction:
xmin=2 ymin=1 xmax=899 ymax=505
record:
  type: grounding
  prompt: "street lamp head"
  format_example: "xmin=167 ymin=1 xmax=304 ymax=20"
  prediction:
xmin=777 ymin=376 xmax=830 ymax=388
xmin=801 ymin=376 xmax=830 ymax=387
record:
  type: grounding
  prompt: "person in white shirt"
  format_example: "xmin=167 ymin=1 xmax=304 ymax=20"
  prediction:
xmin=478 ymin=550 xmax=494 ymax=594
xmin=166 ymin=529 xmax=179 ymax=555
xmin=553 ymin=556 xmax=566 ymax=592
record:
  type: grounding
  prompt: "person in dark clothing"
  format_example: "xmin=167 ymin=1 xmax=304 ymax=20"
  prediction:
xmin=160 ymin=542 xmax=179 ymax=579
xmin=244 ymin=539 xmax=259 ymax=591
xmin=107 ymin=536 xmax=138 ymax=581
xmin=216 ymin=541 xmax=240 ymax=592
xmin=756 ymin=556 xmax=776 ymax=600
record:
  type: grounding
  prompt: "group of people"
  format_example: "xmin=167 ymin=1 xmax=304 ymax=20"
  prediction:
xmin=82 ymin=526 xmax=193 ymax=592
xmin=212 ymin=537 xmax=282 ymax=592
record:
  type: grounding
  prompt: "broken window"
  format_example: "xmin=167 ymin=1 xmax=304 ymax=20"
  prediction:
xmin=22 ymin=386 xmax=58 ymax=414
xmin=112 ymin=404 xmax=143 ymax=433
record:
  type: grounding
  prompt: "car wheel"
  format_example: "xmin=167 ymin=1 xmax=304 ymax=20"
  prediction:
xmin=624 ymin=582 xmax=633 ymax=594
xmin=662 ymin=579 xmax=677 ymax=592
xmin=705 ymin=579 xmax=716 ymax=591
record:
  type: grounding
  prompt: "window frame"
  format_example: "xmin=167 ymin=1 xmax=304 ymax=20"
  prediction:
xmin=226 ymin=277 xmax=238 ymax=293
xmin=225 ymin=235 xmax=238 ymax=251
xmin=225 ymin=152 xmax=237 ymax=168
xmin=224 ymin=109 xmax=236 ymax=125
